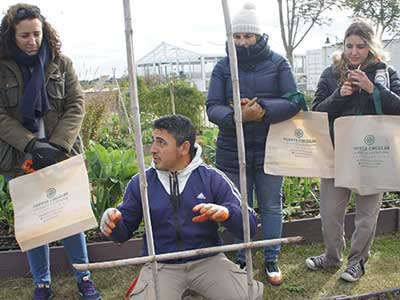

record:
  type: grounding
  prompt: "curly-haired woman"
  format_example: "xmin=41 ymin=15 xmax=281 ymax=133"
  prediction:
xmin=0 ymin=4 xmax=101 ymax=299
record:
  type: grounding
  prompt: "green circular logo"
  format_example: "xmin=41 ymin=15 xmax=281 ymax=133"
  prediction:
xmin=47 ymin=188 xmax=56 ymax=199
xmin=294 ymin=129 xmax=304 ymax=138
xmin=364 ymin=135 xmax=375 ymax=146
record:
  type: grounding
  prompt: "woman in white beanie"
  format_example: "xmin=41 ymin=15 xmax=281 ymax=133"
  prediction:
xmin=207 ymin=2 xmax=301 ymax=286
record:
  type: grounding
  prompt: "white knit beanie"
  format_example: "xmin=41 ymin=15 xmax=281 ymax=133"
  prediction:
xmin=232 ymin=2 xmax=262 ymax=35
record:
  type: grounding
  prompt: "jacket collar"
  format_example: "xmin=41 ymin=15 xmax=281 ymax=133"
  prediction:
xmin=153 ymin=143 xmax=203 ymax=195
xmin=1 ymin=56 xmax=59 ymax=83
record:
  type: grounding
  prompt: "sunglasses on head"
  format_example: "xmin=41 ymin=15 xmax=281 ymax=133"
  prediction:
xmin=14 ymin=6 xmax=42 ymax=22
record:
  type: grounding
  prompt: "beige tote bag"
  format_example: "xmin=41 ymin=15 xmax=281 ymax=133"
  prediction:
xmin=9 ymin=154 xmax=97 ymax=252
xmin=334 ymin=115 xmax=400 ymax=195
xmin=264 ymin=111 xmax=334 ymax=178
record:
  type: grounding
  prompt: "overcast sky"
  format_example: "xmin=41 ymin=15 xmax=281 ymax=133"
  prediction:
xmin=1 ymin=0 xmax=352 ymax=79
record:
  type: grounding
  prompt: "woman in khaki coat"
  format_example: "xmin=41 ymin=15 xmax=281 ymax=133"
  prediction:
xmin=0 ymin=4 xmax=100 ymax=300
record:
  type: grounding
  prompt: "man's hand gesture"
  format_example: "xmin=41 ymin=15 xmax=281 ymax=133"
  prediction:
xmin=100 ymin=208 xmax=122 ymax=237
xmin=192 ymin=203 xmax=229 ymax=223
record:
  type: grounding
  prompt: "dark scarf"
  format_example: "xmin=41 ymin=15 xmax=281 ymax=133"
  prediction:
xmin=11 ymin=40 xmax=51 ymax=133
xmin=226 ymin=34 xmax=271 ymax=71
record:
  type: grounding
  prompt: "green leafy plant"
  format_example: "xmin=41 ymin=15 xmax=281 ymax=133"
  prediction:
xmin=97 ymin=115 xmax=134 ymax=150
xmin=199 ymin=128 xmax=218 ymax=166
xmin=282 ymin=177 xmax=320 ymax=219
xmin=303 ymin=91 xmax=314 ymax=108
xmin=85 ymin=143 xmax=138 ymax=221
xmin=0 ymin=176 xmax=13 ymax=234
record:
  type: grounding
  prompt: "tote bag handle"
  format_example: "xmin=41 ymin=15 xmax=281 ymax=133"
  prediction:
xmin=282 ymin=91 xmax=309 ymax=112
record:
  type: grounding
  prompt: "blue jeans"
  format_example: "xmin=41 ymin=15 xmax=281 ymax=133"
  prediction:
xmin=27 ymin=232 xmax=90 ymax=285
xmin=224 ymin=169 xmax=283 ymax=263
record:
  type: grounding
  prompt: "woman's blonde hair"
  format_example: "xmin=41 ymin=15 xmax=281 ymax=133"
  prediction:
xmin=333 ymin=18 xmax=387 ymax=86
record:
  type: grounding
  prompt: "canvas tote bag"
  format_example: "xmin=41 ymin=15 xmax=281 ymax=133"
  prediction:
xmin=9 ymin=154 xmax=98 ymax=251
xmin=264 ymin=92 xmax=334 ymax=178
xmin=334 ymin=89 xmax=400 ymax=195
xmin=334 ymin=115 xmax=400 ymax=195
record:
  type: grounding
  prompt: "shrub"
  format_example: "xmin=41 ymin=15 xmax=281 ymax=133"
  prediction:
xmin=81 ymin=97 xmax=108 ymax=149
xmin=140 ymin=79 xmax=205 ymax=130
xmin=198 ymin=128 xmax=218 ymax=166
xmin=0 ymin=176 xmax=13 ymax=234
xmin=85 ymin=143 xmax=138 ymax=221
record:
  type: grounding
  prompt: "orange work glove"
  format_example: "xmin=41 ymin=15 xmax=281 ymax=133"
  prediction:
xmin=100 ymin=208 xmax=122 ymax=237
xmin=192 ymin=203 xmax=229 ymax=223
xmin=241 ymin=97 xmax=265 ymax=122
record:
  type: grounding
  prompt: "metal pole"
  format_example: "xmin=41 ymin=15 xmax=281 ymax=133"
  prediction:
xmin=122 ymin=1 xmax=160 ymax=299
xmin=221 ymin=0 xmax=254 ymax=299
xmin=169 ymin=80 xmax=176 ymax=114
xmin=74 ymin=236 xmax=302 ymax=270
xmin=112 ymin=69 xmax=133 ymax=135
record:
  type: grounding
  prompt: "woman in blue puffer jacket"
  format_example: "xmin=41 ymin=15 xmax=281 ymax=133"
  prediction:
xmin=206 ymin=2 xmax=301 ymax=286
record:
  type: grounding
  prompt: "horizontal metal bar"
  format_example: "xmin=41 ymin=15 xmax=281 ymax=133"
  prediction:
xmin=322 ymin=287 xmax=400 ymax=300
xmin=74 ymin=236 xmax=303 ymax=271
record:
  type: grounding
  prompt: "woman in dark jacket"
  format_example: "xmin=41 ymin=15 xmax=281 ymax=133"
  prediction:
xmin=206 ymin=2 xmax=300 ymax=286
xmin=0 ymin=4 xmax=100 ymax=299
xmin=305 ymin=19 xmax=400 ymax=282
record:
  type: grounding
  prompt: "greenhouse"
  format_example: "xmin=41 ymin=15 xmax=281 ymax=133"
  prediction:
xmin=137 ymin=41 xmax=224 ymax=92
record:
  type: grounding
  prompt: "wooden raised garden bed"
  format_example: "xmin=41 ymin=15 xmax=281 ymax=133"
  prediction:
xmin=0 ymin=207 xmax=398 ymax=278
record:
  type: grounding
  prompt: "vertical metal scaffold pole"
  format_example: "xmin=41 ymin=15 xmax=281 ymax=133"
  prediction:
xmin=221 ymin=0 xmax=254 ymax=299
xmin=122 ymin=1 xmax=160 ymax=299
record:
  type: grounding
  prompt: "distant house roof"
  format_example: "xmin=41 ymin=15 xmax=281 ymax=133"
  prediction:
xmin=137 ymin=42 xmax=224 ymax=66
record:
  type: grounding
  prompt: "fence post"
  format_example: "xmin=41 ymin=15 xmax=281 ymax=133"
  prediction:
xmin=122 ymin=1 xmax=160 ymax=299
xmin=221 ymin=1 xmax=254 ymax=299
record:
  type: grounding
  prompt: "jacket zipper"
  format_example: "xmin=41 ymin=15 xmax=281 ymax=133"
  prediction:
xmin=169 ymin=172 xmax=183 ymax=253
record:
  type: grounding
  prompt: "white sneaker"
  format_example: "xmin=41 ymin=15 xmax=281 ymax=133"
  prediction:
xmin=305 ymin=255 xmax=325 ymax=270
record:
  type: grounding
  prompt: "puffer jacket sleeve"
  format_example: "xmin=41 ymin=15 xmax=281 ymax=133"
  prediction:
xmin=210 ymin=169 xmax=257 ymax=239
xmin=311 ymin=67 xmax=348 ymax=118
xmin=206 ymin=60 xmax=236 ymax=129
xmin=109 ymin=175 xmax=143 ymax=243
xmin=257 ymin=57 xmax=301 ymax=124
xmin=378 ymin=67 xmax=400 ymax=114
xmin=48 ymin=56 xmax=85 ymax=152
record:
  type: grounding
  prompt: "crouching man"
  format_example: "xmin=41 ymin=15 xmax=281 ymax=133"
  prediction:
xmin=100 ymin=114 xmax=264 ymax=300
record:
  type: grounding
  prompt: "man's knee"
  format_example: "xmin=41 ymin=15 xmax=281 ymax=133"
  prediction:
xmin=220 ymin=280 xmax=264 ymax=300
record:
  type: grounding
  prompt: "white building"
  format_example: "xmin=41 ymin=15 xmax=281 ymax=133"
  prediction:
xmin=383 ymin=39 xmax=400 ymax=72
xmin=293 ymin=54 xmax=307 ymax=91
xmin=137 ymin=42 xmax=224 ymax=92
xmin=305 ymin=44 xmax=341 ymax=92
xmin=305 ymin=38 xmax=400 ymax=92
xmin=137 ymin=42 xmax=308 ymax=93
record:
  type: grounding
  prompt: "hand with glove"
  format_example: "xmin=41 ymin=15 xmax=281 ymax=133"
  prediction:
xmin=192 ymin=203 xmax=229 ymax=223
xmin=241 ymin=97 xmax=265 ymax=122
xmin=25 ymin=139 xmax=68 ymax=170
xmin=100 ymin=208 xmax=122 ymax=237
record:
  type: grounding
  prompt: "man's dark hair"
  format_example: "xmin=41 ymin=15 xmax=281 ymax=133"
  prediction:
xmin=153 ymin=114 xmax=196 ymax=158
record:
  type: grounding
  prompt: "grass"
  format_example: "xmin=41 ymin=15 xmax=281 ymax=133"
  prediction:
xmin=0 ymin=232 xmax=399 ymax=300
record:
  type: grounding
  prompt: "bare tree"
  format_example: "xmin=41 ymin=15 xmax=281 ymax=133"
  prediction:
xmin=344 ymin=0 xmax=400 ymax=45
xmin=277 ymin=0 xmax=343 ymax=66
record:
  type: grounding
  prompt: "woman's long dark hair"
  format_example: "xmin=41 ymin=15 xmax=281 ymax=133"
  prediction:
xmin=0 ymin=3 xmax=61 ymax=59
